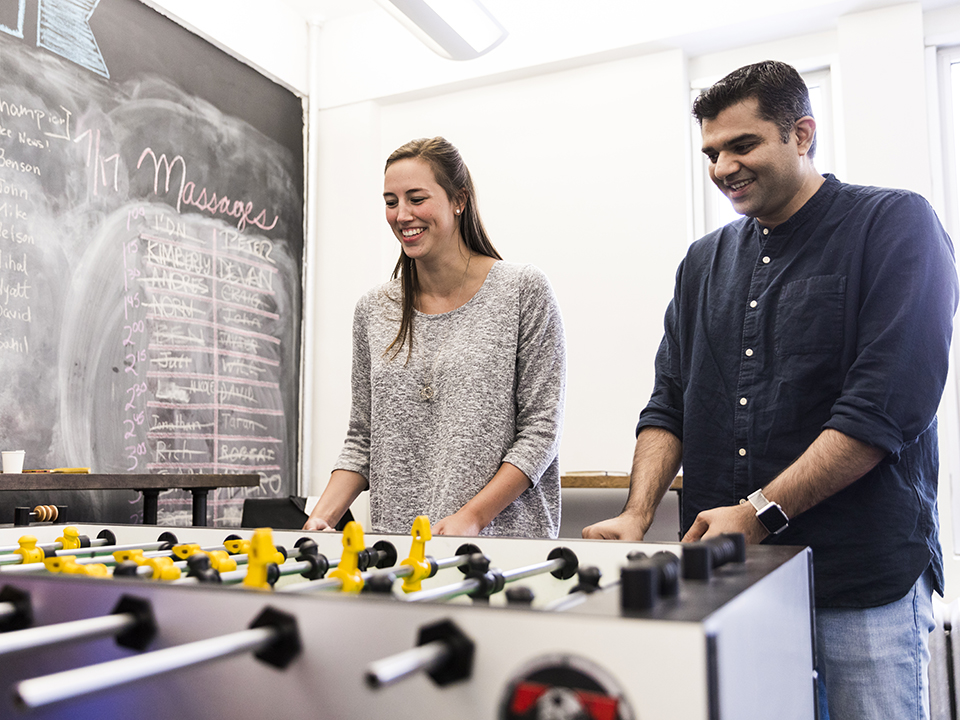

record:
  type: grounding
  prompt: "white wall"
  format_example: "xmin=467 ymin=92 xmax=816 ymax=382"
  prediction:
xmin=143 ymin=0 xmax=309 ymax=94
xmin=838 ymin=4 xmax=931 ymax=194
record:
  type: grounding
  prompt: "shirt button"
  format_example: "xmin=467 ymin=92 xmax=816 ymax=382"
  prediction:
xmin=745 ymin=348 xmax=754 ymax=357
xmin=763 ymin=228 xmax=769 ymax=236
xmin=738 ymin=448 xmax=747 ymax=457
xmin=762 ymin=256 xmax=771 ymax=264
xmin=750 ymin=300 xmax=758 ymax=308
xmin=740 ymin=397 xmax=748 ymax=405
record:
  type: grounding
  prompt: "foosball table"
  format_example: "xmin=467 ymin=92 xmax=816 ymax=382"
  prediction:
xmin=0 ymin=519 xmax=815 ymax=719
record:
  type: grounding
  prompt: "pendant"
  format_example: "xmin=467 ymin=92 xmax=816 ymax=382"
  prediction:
xmin=420 ymin=384 xmax=435 ymax=402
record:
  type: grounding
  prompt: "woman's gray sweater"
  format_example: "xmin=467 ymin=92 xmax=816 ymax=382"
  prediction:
xmin=334 ymin=261 xmax=566 ymax=537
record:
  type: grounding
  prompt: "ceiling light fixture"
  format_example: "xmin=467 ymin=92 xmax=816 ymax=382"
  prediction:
xmin=376 ymin=0 xmax=508 ymax=61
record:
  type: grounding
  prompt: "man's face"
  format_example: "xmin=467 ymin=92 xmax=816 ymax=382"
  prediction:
xmin=701 ymin=97 xmax=810 ymax=228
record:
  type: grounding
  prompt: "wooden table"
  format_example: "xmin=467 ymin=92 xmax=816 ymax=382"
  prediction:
xmin=1 ymin=474 xmax=260 ymax=526
xmin=561 ymin=472 xmax=683 ymax=491
xmin=561 ymin=472 xmax=684 ymax=531
xmin=561 ymin=472 xmax=630 ymax=488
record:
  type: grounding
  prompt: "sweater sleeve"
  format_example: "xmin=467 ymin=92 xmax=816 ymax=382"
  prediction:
xmin=501 ymin=265 xmax=567 ymax=485
xmin=333 ymin=293 xmax=373 ymax=478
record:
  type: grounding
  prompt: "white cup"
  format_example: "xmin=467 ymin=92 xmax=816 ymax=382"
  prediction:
xmin=1 ymin=451 xmax=25 ymax=473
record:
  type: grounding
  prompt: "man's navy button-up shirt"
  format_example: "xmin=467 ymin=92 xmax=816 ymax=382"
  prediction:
xmin=639 ymin=174 xmax=958 ymax=608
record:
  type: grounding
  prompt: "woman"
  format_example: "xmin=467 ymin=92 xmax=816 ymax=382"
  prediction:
xmin=304 ymin=137 xmax=565 ymax=537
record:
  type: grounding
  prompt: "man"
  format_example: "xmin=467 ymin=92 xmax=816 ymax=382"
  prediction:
xmin=583 ymin=60 xmax=958 ymax=720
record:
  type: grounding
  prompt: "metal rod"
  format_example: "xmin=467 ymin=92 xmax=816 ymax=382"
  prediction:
xmin=543 ymin=580 xmax=618 ymax=612
xmin=274 ymin=560 xmax=313 ymax=579
xmin=404 ymin=578 xmax=480 ymax=603
xmin=404 ymin=556 xmax=568 ymax=604
xmin=173 ymin=556 xmax=310 ymax=587
xmin=172 ymin=566 xmax=251 ymax=586
xmin=542 ymin=592 xmax=588 ymax=613
xmin=501 ymin=558 xmax=563 ymax=583
xmin=0 ymin=538 xmax=109 ymax=556
xmin=0 ymin=613 xmax=135 ymax=656
xmin=371 ymin=564 xmax=412 ymax=580
xmin=0 ymin=539 xmax=232 ymax=567
xmin=0 ymin=540 xmax=166 ymax=569
xmin=133 ymin=543 xmax=237 ymax=561
xmin=278 ymin=558 xmax=419 ymax=594
xmin=273 ymin=557 xmax=342 ymax=594
xmin=434 ymin=555 xmax=471 ymax=571
xmin=278 ymin=574 xmax=344 ymax=594
xmin=14 ymin=626 xmax=276 ymax=709
xmin=277 ymin=553 xmax=469 ymax=595
xmin=0 ymin=562 xmax=49 ymax=575
xmin=52 ymin=541 xmax=167 ymax=558
xmin=365 ymin=641 xmax=449 ymax=689
xmin=75 ymin=555 xmax=186 ymax=569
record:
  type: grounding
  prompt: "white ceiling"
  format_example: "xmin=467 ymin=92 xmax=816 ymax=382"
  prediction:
xmin=279 ymin=0 xmax=378 ymax=22
xmin=279 ymin=0 xmax=958 ymax=56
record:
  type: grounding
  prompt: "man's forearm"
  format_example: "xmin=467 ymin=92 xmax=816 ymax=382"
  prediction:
xmin=621 ymin=426 xmax=683 ymax=534
xmin=763 ymin=428 xmax=886 ymax=519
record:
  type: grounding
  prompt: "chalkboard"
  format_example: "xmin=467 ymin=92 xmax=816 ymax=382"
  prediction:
xmin=0 ymin=0 xmax=304 ymax=525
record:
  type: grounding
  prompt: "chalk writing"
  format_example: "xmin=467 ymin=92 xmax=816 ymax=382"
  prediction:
xmin=0 ymin=147 xmax=40 ymax=175
xmin=1 ymin=250 xmax=27 ymax=273
xmin=149 ymin=413 xmax=215 ymax=434
xmin=0 ymin=194 xmax=32 ymax=335
xmin=144 ymin=235 xmax=212 ymax=273
xmin=137 ymin=148 xmax=280 ymax=232
xmin=0 ymin=179 xmax=27 ymax=198
xmin=218 ymin=228 xmax=275 ymax=263
xmin=0 ymin=277 xmax=30 ymax=303
xmin=75 ymin=127 xmax=119 ymax=195
xmin=143 ymin=268 xmax=209 ymax=295
xmin=0 ymin=222 xmax=33 ymax=244
xmin=115 ymin=206 xmax=290 ymax=513
xmin=0 ymin=93 xmax=46 ymax=131
xmin=220 ymin=282 xmax=271 ymax=311
xmin=0 ymin=332 xmax=27 ymax=353
xmin=120 ymin=221 xmax=148 ymax=469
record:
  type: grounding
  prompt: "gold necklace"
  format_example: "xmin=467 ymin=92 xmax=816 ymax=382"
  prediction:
xmin=420 ymin=254 xmax=472 ymax=402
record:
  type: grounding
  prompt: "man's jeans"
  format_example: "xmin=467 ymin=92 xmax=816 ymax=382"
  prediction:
xmin=816 ymin=567 xmax=935 ymax=720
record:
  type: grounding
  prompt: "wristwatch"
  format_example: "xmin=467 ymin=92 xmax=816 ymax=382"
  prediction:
xmin=743 ymin=488 xmax=789 ymax=535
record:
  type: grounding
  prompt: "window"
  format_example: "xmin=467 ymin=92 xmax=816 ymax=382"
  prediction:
xmin=691 ymin=68 xmax=835 ymax=238
xmin=935 ymin=45 xmax=960 ymax=556
xmin=939 ymin=46 xmax=960 ymax=241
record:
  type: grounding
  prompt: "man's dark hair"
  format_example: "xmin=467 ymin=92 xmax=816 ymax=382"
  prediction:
xmin=692 ymin=60 xmax=816 ymax=157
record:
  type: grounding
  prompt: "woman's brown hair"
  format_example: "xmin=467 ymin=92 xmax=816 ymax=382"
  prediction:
xmin=384 ymin=137 xmax=502 ymax=360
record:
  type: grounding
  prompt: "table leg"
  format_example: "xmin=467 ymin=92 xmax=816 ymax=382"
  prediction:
xmin=140 ymin=490 xmax=160 ymax=525
xmin=191 ymin=488 xmax=212 ymax=527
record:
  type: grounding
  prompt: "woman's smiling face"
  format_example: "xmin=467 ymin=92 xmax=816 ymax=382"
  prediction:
xmin=383 ymin=157 xmax=462 ymax=262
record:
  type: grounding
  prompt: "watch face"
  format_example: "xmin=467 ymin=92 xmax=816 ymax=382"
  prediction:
xmin=758 ymin=504 xmax=788 ymax=534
